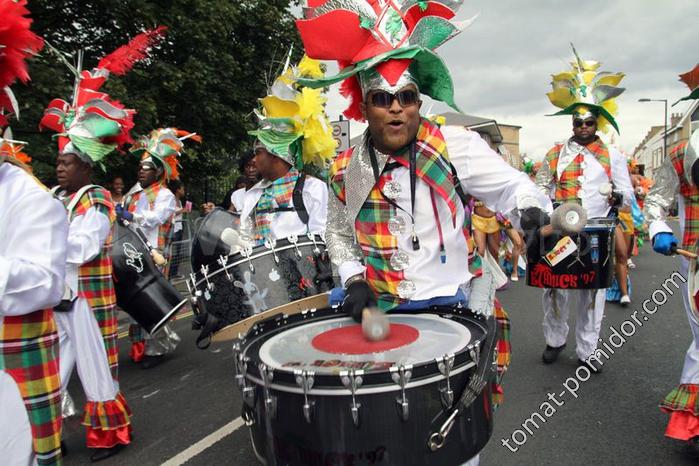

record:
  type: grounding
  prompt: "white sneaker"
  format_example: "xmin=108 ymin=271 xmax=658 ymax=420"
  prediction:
xmin=510 ymin=274 xmax=519 ymax=282
xmin=620 ymin=295 xmax=631 ymax=306
xmin=627 ymin=259 xmax=636 ymax=269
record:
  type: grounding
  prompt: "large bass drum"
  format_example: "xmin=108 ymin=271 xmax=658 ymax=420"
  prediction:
xmin=111 ymin=220 xmax=187 ymax=334
xmin=235 ymin=306 xmax=496 ymax=466
xmin=189 ymin=232 xmax=335 ymax=345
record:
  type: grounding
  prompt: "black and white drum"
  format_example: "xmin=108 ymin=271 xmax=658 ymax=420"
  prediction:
xmin=111 ymin=221 xmax=187 ymax=334
xmin=527 ymin=217 xmax=617 ymax=289
xmin=189 ymin=233 xmax=336 ymax=343
xmin=234 ymin=306 xmax=496 ymax=466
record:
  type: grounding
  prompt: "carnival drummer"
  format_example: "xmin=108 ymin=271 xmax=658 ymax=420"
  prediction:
xmin=119 ymin=128 xmax=200 ymax=369
xmin=644 ymin=63 xmax=699 ymax=451
xmin=295 ymin=4 xmax=549 ymax=464
xmin=0 ymin=4 xmax=67 ymax=461
xmin=236 ymin=55 xmax=333 ymax=245
xmin=535 ymin=47 xmax=633 ymax=373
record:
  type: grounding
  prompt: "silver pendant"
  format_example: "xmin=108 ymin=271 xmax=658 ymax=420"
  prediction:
xmin=390 ymin=250 xmax=410 ymax=271
xmin=384 ymin=180 xmax=402 ymax=199
xmin=388 ymin=216 xmax=406 ymax=236
xmin=397 ymin=280 xmax=416 ymax=299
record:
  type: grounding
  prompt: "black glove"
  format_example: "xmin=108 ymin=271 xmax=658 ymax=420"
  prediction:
xmin=520 ymin=207 xmax=556 ymax=261
xmin=343 ymin=280 xmax=376 ymax=323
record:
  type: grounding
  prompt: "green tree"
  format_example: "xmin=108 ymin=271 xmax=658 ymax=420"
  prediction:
xmin=13 ymin=0 xmax=302 ymax=200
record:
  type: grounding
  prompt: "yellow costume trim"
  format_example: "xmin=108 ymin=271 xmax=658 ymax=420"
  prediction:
xmin=472 ymin=213 xmax=500 ymax=234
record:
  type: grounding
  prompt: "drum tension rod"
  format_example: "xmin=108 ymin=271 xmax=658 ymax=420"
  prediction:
xmin=391 ymin=365 xmax=412 ymax=422
xmin=295 ymin=370 xmax=315 ymax=424
xmin=264 ymin=237 xmax=280 ymax=264
xmin=217 ymin=255 xmax=233 ymax=282
xmin=308 ymin=232 xmax=321 ymax=255
xmin=437 ymin=354 xmax=455 ymax=409
xmin=340 ymin=369 xmax=364 ymax=428
xmin=288 ymin=234 xmax=303 ymax=258
xmin=200 ymin=264 xmax=214 ymax=291
xmin=259 ymin=363 xmax=277 ymax=418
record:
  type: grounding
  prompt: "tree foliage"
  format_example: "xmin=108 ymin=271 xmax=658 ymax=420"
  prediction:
xmin=14 ymin=0 xmax=302 ymax=193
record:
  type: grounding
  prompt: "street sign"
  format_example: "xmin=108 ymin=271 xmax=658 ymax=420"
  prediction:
xmin=331 ymin=119 xmax=350 ymax=154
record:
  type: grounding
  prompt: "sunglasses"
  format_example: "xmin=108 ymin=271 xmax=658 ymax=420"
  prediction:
xmin=573 ymin=119 xmax=596 ymax=128
xmin=369 ymin=89 xmax=419 ymax=108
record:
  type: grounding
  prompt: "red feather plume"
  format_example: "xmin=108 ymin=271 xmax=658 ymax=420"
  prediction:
xmin=679 ymin=64 xmax=699 ymax=92
xmin=97 ymin=26 xmax=167 ymax=75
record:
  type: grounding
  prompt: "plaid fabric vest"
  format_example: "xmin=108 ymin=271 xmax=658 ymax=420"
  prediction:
xmin=0 ymin=311 xmax=62 ymax=465
xmin=126 ymin=182 xmax=173 ymax=250
xmin=62 ymin=187 xmax=120 ymax=380
xmin=669 ymin=142 xmax=699 ymax=249
xmin=254 ymin=168 xmax=300 ymax=242
xmin=329 ymin=119 xmax=465 ymax=310
xmin=545 ymin=138 xmax=612 ymax=204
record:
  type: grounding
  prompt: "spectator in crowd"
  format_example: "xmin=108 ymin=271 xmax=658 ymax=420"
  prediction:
xmin=109 ymin=175 xmax=126 ymax=207
xmin=202 ymin=150 xmax=260 ymax=214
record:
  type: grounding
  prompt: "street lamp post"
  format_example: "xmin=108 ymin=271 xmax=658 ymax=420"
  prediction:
xmin=639 ymin=98 xmax=669 ymax=163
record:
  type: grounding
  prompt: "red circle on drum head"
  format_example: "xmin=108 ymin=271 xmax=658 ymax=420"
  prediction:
xmin=311 ymin=323 xmax=420 ymax=354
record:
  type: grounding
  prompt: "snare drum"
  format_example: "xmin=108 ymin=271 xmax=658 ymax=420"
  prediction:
xmin=527 ymin=217 xmax=616 ymax=289
xmin=235 ymin=306 xmax=495 ymax=466
xmin=189 ymin=234 xmax=335 ymax=341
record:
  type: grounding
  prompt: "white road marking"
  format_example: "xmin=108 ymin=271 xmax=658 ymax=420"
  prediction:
xmin=143 ymin=389 xmax=160 ymax=399
xmin=160 ymin=417 xmax=246 ymax=466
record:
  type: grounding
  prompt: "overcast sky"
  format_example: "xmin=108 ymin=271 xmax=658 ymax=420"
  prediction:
xmin=317 ymin=0 xmax=696 ymax=160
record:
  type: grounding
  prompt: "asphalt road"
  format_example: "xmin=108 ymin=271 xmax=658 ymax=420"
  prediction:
xmin=62 ymin=226 xmax=699 ymax=466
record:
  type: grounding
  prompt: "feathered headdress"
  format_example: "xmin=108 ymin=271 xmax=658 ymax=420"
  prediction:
xmin=130 ymin=128 xmax=201 ymax=180
xmin=674 ymin=64 xmax=699 ymax=106
xmin=0 ymin=127 xmax=31 ymax=165
xmin=249 ymin=54 xmax=337 ymax=168
xmin=39 ymin=27 xmax=167 ymax=167
xmin=295 ymin=0 xmax=476 ymax=121
xmin=546 ymin=43 xmax=625 ymax=134
xmin=0 ymin=0 xmax=44 ymax=127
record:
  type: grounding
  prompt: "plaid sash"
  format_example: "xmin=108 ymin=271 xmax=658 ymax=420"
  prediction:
xmin=1 ymin=311 xmax=62 ymax=465
xmin=329 ymin=119 xmax=460 ymax=310
xmin=62 ymin=187 xmax=119 ymax=380
xmin=545 ymin=138 xmax=612 ymax=203
xmin=254 ymin=168 xmax=300 ymax=242
xmin=126 ymin=182 xmax=173 ymax=250
xmin=669 ymin=142 xmax=699 ymax=249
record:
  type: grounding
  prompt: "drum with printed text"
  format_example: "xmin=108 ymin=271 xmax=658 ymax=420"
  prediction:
xmin=527 ymin=217 xmax=617 ymax=289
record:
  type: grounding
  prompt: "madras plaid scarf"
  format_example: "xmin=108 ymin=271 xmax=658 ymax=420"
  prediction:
xmin=254 ymin=168 xmax=300 ymax=242
xmin=63 ymin=188 xmax=120 ymax=380
xmin=1 ymin=311 xmax=62 ymax=465
xmin=545 ymin=138 xmax=612 ymax=203
xmin=330 ymin=119 xmax=459 ymax=311
xmin=669 ymin=142 xmax=699 ymax=249
xmin=127 ymin=182 xmax=173 ymax=250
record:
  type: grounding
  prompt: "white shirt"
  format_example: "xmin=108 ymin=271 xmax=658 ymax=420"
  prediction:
xmin=0 ymin=164 xmax=68 ymax=320
xmin=240 ymin=175 xmax=328 ymax=240
xmin=230 ymin=188 xmax=246 ymax=212
xmin=126 ymin=183 xmax=177 ymax=247
xmin=338 ymin=126 xmax=547 ymax=301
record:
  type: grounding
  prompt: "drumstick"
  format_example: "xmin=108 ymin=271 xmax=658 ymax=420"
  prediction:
xmin=123 ymin=219 xmax=168 ymax=266
xmin=362 ymin=307 xmax=390 ymax=341
xmin=210 ymin=292 xmax=331 ymax=343
xmin=675 ymin=248 xmax=698 ymax=260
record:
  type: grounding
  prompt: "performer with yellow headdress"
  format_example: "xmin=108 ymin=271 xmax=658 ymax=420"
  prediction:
xmin=644 ymin=63 xmax=699 ymax=450
xmin=536 ymin=45 xmax=633 ymax=372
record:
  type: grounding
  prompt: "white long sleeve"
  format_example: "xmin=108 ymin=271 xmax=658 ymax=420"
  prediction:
xmin=64 ymin=206 xmax=112 ymax=294
xmin=609 ymin=146 xmax=634 ymax=208
xmin=0 ymin=164 xmax=68 ymax=316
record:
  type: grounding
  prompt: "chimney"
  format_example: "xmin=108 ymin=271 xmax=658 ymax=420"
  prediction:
xmin=671 ymin=113 xmax=682 ymax=127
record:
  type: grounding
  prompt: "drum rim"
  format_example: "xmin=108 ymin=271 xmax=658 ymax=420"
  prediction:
xmin=237 ymin=307 xmax=488 ymax=394
xmin=148 ymin=298 xmax=188 ymax=336
xmin=192 ymin=236 xmax=326 ymax=288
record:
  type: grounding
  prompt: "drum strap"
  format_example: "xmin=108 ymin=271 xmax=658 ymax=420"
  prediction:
xmin=256 ymin=173 xmax=310 ymax=226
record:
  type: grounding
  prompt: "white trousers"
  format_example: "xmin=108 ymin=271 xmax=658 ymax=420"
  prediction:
xmin=0 ymin=371 xmax=35 ymax=466
xmin=542 ymin=288 xmax=606 ymax=360
xmin=55 ymin=298 xmax=118 ymax=403
xmin=679 ymin=258 xmax=699 ymax=384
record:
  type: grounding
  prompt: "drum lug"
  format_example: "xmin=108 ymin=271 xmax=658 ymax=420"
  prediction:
xmin=264 ymin=237 xmax=280 ymax=264
xmin=288 ymin=234 xmax=302 ymax=258
xmin=307 ymin=232 xmax=321 ymax=255
xmin=469 ymin=343 xmax=481 ymax=369
xmin=390 ymin=365 xmax=412 ymax=422
xmin=259 ymin=364 xmax=277 ymax=419
xmin=340 ymin=369 xmax=363 ymax=427
xmin=437 ymin=354 xmax=455 ymax=409
xmin=241 ymin=246 xmax=255 ymax=273
xmin=200 ymin=264 xmax=214 ymax=291
xmin=188 ymin=273 xmax=202 ymax=304
xmin=217 ymin=255 xmax=233 ymax=282
xmin=295 ymin=370 xmax=315 ymax=424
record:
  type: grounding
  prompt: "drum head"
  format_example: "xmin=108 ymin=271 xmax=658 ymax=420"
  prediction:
xmin=258 ymin=314 xmax=471 ymax=375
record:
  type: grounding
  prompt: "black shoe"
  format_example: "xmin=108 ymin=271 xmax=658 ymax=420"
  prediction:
xmin=578 ymin=358 xmax=603 ymax=374
xmin=542 ymin=344 xmax=566 ymax=364
xmin=61 ymin=441 xmax=68 ymax=457
xmin=90 ymin=444 xmax=125 ymax=462
xmin=140 ymin=355 xmax=165 ymax=369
